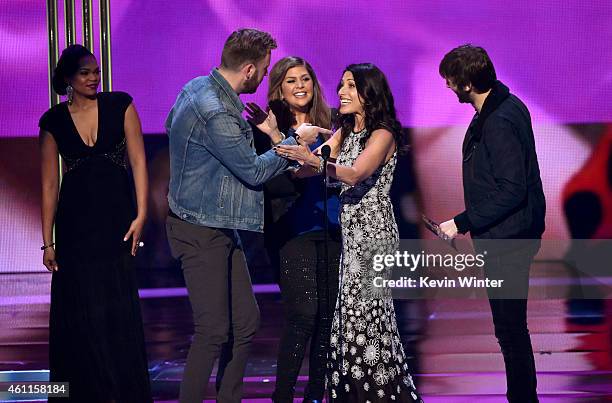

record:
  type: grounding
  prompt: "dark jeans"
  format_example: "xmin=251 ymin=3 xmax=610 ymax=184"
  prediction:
xmin=272 ymin=231 xmax=341 ymax=402
xmin=166 ymin=216 xmax=260 ymax=403
xmin=485 ymin=245 xmax=539 ymax=403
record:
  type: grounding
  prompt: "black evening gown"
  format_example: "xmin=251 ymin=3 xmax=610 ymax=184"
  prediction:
xmin=39 ymin=92 xmax=151 ymax=402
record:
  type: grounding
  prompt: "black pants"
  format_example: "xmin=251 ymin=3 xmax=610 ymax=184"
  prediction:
xmin=272 ymin=231 xmax=341 ymax=402
xmin=166 ymin=216 xmax=260 ymax=403
xmin=485 ymin=245 xmax=539 ymax=403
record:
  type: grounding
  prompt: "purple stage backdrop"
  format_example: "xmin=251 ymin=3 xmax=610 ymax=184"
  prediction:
xmin=1 ymin=0 xmax=612 ymax=136
xmin=1 ymin=1 xmax=612 ymax=274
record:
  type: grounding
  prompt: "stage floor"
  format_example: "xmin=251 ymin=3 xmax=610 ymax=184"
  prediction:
xmin=1 ymin=262 xmax=611 ymax=402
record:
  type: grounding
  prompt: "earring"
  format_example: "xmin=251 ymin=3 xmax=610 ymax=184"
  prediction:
xmin=66 ymin=85 xmax=74 ymax=105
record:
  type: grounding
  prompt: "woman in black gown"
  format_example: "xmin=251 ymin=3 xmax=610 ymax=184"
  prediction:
xmin=39 ymin=44 xmax=151 ymax=402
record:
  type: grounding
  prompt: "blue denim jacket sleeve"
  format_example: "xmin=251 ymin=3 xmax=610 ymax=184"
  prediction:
xmin=201 ymin=111 xmax=297 ymax=186
xmin=164 ymin=107 xmax=174 ymax=133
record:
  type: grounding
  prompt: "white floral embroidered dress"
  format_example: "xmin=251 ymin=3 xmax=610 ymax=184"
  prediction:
xmin=329 ymin=129 xmax=422 ymax=402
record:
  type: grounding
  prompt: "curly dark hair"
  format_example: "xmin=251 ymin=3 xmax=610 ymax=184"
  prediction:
xmin=52 ymin=44 xmax=95 ymax=95
xmin=337 ymin=63 xmax=405 ymax=153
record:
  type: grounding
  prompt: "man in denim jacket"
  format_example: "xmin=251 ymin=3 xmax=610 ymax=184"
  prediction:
xmin=165 ymin=29 xmax=329 ymax=403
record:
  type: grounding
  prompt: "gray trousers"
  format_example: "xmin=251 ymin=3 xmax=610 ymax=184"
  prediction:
xmin=166 ymin=216 xmax=260 ymax=403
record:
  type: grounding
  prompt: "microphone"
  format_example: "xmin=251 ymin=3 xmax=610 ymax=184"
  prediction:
xmin=321 ymin=145 xmax=331 ymax=160
xmin=319 ymin=144 xmax=333 ymax=389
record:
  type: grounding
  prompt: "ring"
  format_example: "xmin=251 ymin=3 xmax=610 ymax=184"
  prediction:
xmin=138 ymin=241 xmax=144 ymax=248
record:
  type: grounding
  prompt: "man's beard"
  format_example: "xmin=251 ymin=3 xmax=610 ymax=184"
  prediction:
xmin=456 ymin=88 xmax=471 ymax=104
xmin=242 ymin=74 xmax=260 ymax=94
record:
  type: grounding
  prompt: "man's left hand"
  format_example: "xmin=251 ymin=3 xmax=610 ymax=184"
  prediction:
xmin=439 ymin=219 xmax=458 ymax=240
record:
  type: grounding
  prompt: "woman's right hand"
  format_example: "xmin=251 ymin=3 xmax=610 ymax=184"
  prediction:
xmin=245 ymin=102 xmax=279 ymax=136
xmin=295 ymin=123 xmax=333 ymax=146
xmin=275 ymin=144 xmax=319 ymax=167
xmin=43 ymin=247 xmax=59 ymax=272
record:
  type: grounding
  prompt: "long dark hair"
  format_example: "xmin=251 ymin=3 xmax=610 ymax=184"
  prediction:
xmin=52 ymin=44 xmax=95 ymax=95
xmin=337 ymin=63 xmax=404 ymax=152
xmin=267 ymin=56 xmax=331 ymax=134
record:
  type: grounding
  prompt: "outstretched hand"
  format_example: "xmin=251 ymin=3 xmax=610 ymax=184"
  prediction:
xmin=294 ymin=123 xmax=333 ymax=146
xmin=245 ymin=102 xmax=279 ymax=136
xmin=275 ymin=144 xmax=317 ymax=166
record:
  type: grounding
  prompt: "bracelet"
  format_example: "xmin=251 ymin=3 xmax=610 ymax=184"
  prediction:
xmin=271 ymin=131 xmax=286 ymax=146
xmin=41 ymin=242 xmax=55 ymax=250
xmin=314 ymin=156 xmax=325 ymax=174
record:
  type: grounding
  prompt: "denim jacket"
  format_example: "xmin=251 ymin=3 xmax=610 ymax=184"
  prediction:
xmin=166 ymin=69 xmax=297 ymax=232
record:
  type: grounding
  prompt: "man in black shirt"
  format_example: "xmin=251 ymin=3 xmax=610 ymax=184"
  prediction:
xmin=438 ymin=44 xmax=546 ymax=403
